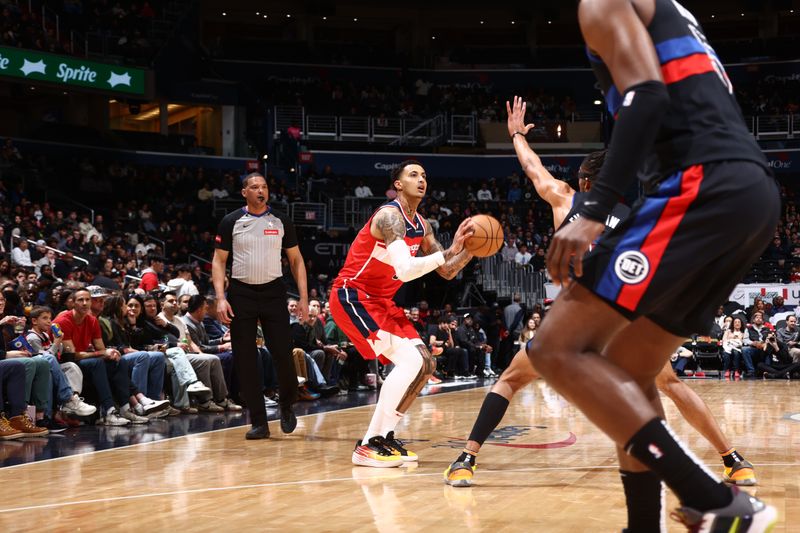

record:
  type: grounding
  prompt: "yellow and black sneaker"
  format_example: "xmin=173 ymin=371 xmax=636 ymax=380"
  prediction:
xmin=723 ymin=459 xmax=757 ymax=486
xmin=384 ymin=431 xmax=418 ymax=462
xmin=444 ymin=460 xmax=476 ymax=487
xmin=352 ymin=436 xmax=403 ymax=468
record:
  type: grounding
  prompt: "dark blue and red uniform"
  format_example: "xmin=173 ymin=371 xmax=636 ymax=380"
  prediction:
xmin=579 ymin=0 xmax=780 ymax=337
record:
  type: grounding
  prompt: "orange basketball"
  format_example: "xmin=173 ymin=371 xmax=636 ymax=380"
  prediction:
xmin=464 ymin=215 xmax=504 ymax=257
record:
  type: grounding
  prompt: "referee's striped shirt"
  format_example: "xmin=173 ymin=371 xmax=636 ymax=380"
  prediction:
xmin=215 ymin=207 xmax=298 ymax=285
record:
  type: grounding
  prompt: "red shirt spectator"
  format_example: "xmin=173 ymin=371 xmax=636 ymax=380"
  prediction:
xmin=54 ymin=310 xmax=102 ymax=356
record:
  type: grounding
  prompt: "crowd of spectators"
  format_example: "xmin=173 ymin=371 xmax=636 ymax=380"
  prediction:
xmin=266 ymin=76 xmax=579 ymax=124
xmin=736 ymin=77 xmax=800 ymax=116
xmin=3 ymin=136 xmax=800 ymax=442
xmin=1 ymin=0 xmax=161 ymax=64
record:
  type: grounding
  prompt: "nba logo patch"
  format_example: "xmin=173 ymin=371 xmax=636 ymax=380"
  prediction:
xmin=614 ymin=251 xmax=649 ymax=284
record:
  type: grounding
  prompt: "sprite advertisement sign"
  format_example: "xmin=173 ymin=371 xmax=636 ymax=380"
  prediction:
xmin=0 ymin=45 xmax=147 ymax=96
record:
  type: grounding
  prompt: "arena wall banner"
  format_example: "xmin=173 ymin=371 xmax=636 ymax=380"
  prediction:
xmin=310 ymin=149 xmax=800 ymax=180
xmin=546 ymin=283 xmax=800 ymax=309
xmin=311 ymin=150 xmax=585 ymax=180
xmin=0 ymin=45 xmax=148 ymax=96
xmin=728 ymin=284 xmax=800 ymax=307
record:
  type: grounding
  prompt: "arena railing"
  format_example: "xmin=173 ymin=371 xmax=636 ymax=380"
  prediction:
xmin=11 ymin=235 xmax=90 ymax=266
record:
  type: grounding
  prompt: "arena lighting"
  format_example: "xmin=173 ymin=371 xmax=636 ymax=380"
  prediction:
xmin=286 ymin=14 xmax=291 ymax=18
xmin=322 ymin=16 xmax=327 ymax=20
xmin=593 ymin=100 xmax=602 ymax=105
xmin=263 ymin=14 xmax=267 ymax=18
xmin=262 ymin=154 xmax=269 ymax=160
xmin=547 ymin=20 xmax=552 ymax=24
xmin=222 ymin=12 xmax=226 ymax=16
xmin=480 ymin=20 xmax=484 ymax=24
xmin=256 ymin=11 xmax=259 ymax=15
xmin=556 ymin=124 xmax=562 ymax=138
xmin=432 ymin=35 xmax=436 ymax=40
xmin=511 ymin=20 xmax=516 ymax=24
xmin=353 ymin=17 xmax=358 ymax=21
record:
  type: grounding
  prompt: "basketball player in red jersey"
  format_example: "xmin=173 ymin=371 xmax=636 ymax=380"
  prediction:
xmin=445 ymin=96 xmax=755 ymax=489
xmin=526 ymin=0 xmax=777 ymax=531
xmin=329 ymin=160 xmax=474 ymax=468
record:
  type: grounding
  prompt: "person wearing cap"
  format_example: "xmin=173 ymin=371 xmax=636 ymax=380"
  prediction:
xmin=167 ymin=264 xmax=199 ymax=297
xmin=87 ymin=285 xmax=110 ymax=318
xmin=138 ymin=254 xmax=165 ymax=292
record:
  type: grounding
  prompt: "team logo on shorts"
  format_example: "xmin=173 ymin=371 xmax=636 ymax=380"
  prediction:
xmin=614 ymin=251 xmax=649 ymax=284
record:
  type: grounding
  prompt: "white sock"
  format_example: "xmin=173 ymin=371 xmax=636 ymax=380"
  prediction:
xmin=362 ymin=340 xmax=423 ymax=443
xmin=379 ymin=409 xmax=404 ymax=438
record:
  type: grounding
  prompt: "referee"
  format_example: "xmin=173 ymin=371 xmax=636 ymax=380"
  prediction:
xmin=212 ymin=172 xmax=308 ymax=440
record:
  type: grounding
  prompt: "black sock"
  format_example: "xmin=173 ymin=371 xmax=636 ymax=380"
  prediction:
xmin=624 ymin=418 xmax=732 ymax=512
xmin=456 ymin=449 xmax=477 ymax=466
xmin=620 ymin=470 xmax=662 ymax=533
xmin=467 ymin=392 xmax=510 ymax=445
xmin=720 ymin=448 xmax=744 ymax=468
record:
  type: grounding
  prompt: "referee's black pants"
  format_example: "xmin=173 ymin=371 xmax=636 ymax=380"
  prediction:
xmin=228 ymin=278 xmax=298 ymax=427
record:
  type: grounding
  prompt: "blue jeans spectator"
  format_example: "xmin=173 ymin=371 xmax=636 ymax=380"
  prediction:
xmin=78 ymin=357 xmax=130 ymax=413
xmin=0 ymin=359 xmax=27 ymax=416
xmin=165 ymin=347 xmax=200 ymax=409
xmin=122 ymin=351 xmax=166 ymax=399
xmin=739 ymin=347 xmax=759 ymax=375
xmin=34 ymin=353 xmax=74 ymax=415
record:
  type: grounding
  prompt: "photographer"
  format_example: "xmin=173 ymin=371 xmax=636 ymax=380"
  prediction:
xmin=758 ymin=316 xmax=800 ymax=378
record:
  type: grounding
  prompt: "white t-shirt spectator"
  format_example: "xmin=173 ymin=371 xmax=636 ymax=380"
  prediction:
xmin=355 ymin=185 xmax=373 ymax=198
xmin=212 ymin=187 xmax=229 ymax=199
xmin=11 ymin=245 xmax=33 ymax=267
xmin=477 ymin=188 xmax=493 ymax=201
xmin=514 ymin=251 xmax=532 ymax=266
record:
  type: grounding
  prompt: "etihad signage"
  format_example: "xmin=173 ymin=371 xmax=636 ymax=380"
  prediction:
xmin=0 ymin=45 xmax=146 ymax=96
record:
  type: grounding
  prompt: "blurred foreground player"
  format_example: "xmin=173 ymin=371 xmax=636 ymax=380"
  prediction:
xmin=529 ymin=0 xmax=778 ymax=531
xmin=445 ymin=97 xmax=756 ymax=490
xmin=330 ymin=160 xmax=474 ymax=467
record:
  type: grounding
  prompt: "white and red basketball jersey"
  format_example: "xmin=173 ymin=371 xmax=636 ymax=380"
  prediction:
xmin=333 ymin=200 xmax=427 ymax=299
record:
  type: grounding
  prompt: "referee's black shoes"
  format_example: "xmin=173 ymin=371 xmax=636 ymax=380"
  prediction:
xmin=280 ymin=405 xmax=297 ymax=434
xmin=246 ymin=424 xmax=270 ymax=440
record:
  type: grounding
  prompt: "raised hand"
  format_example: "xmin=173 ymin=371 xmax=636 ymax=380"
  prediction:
xmin=506 ymin=95 xmax=535 ymax=139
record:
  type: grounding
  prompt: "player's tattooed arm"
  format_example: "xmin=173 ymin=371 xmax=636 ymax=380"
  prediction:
xmin=372 ymin=208 xmax=407 ymax=245
xmin=420 ymin=219 xmax=473 ymax=280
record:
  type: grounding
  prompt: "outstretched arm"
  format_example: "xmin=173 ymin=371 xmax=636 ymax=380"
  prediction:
xmin=507 ymin=96 xmax=573 ymax=209
xmin=419 ymin=218 xmax=474 ymax=280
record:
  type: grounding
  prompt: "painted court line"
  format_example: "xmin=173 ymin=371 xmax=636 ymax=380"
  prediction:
xmin=0 ymin=384 xmax=490 ymax=472
xmin=1 ymin=461 xmax=798 ymax=515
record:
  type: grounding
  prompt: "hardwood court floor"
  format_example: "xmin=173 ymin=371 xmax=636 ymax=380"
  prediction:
xmin=0 ymin=379 xmax=797 ymax=532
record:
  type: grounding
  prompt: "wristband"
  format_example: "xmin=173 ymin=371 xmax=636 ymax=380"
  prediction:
xmin=511 ymin=131 xmax=526 ymax=140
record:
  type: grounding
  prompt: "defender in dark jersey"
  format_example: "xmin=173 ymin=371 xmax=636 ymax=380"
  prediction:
xmin=445 ymin=95 xmax=756 ymax=490
xmin=527 ymin=1 xmax=778 ymax=531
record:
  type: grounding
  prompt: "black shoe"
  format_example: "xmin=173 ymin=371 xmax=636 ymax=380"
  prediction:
xmin=317 ymin=385 xmax=340 ymax=398
xmin=37 ymin=417 xmax=68 ymax=433
xmin=246 ymin=424 xmax=270 ymax=440
xmin=280 ymin=405 xmax=297 ymax=434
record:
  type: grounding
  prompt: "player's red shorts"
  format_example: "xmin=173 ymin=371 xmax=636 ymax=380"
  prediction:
xmin=329 ymin=285 xmax=420 ymax=363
